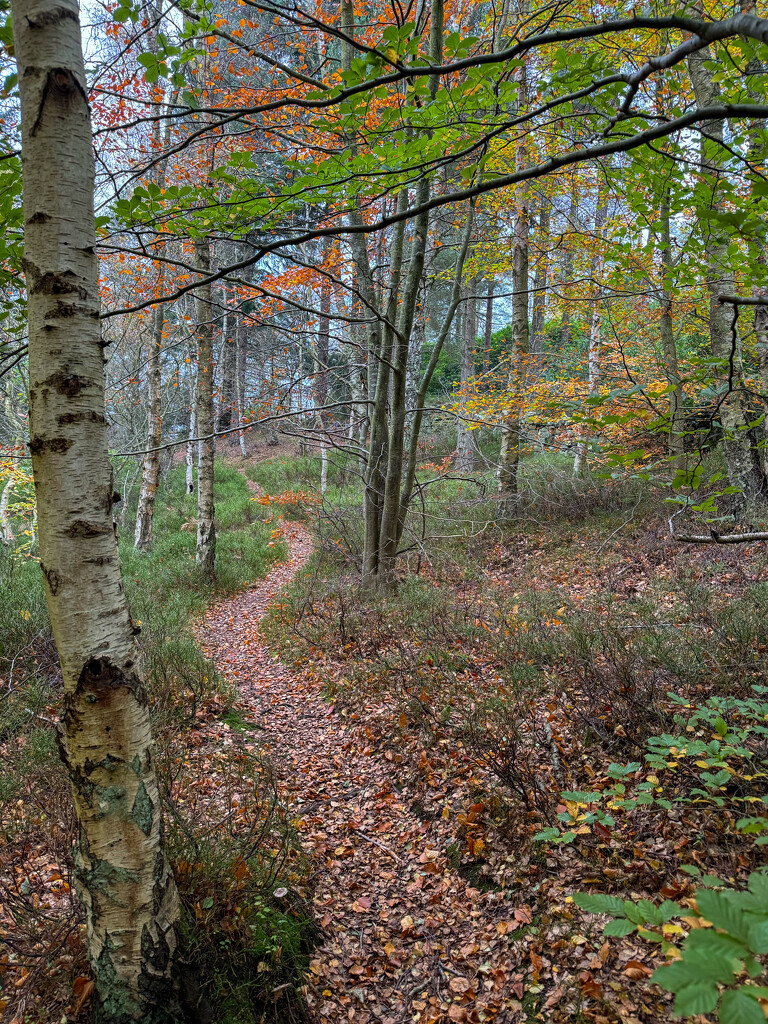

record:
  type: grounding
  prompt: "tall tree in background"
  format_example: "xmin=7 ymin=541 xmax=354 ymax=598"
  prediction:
xmin=195 ymin=236 xmax=216 ymax=574
xmin=687 ymin=32 xmax=766 ymax=503
xmin=11 ymin=0 xmax=179 ymax=1018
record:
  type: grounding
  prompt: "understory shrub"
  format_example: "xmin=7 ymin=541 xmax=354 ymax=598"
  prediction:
xmin=162 ymin=745 xmax=317 ymax=1023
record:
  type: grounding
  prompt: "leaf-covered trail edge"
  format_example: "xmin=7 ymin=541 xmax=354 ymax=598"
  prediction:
xmin=196 ymin=487 xmax=530 ymax=1024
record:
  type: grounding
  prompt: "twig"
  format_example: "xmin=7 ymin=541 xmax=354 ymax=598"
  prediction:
xmin=351 ymin=828 xmax=405 ymax=864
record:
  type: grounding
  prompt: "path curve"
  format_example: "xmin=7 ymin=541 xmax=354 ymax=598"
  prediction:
xmin=198 ymin=504 xmax=526 ymax=1024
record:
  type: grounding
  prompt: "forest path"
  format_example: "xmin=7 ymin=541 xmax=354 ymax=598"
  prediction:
xmin=198 ymin=478 xmax=525 ymax=1024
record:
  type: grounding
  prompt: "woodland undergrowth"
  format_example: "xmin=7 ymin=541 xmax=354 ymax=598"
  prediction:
xmin=264 ymin=466 xmax=768 ymax=1022
xmin=0 ymin=461 xmax=314 ymax=1024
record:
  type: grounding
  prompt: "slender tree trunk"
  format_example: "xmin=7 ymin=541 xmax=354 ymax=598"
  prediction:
xmin=531 ymin=194 xmax=550 ymax=359
xmin=483 ymin=278 xmax=494 ymax=374
xmin=218 ymin=299 xmax=237 ymax=431
xmin=0 ymin=476 xmax=13 ymax=545
xmin=456 ymin=282 xmax=477 ymax=472
xmin=236 ymin=317 xmax=248 ymax=457
xmin=134 ymin=300 xmax=164 ymax=548
xmin=397 ymin=201 xmax=476 ymax=544
xmin=376 ymin=0 xmax=444 ymax=584
xmin=559 ymin=180 xmax=578 ymax=347
xmin=186 ymin=402 xmax=197 ymax=495
xmin=573 ymin=178 xmax=606 ymax=477
xmin=195 ymin=237 xmax=216 ymax=573
xmin=499 ymin=52 xmax=530 ymax=497
xmin=743 ymin=0 xmax=768 ymax=478
xmin=658 ymin=187 xmax=684 ymax=471
xmin=688 ymin=42 xmax=765 ymax=503
xmin=12 ymin=2 xmax=179 ymax=1018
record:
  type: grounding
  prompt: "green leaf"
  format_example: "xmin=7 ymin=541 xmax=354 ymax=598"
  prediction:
xmin=200 ymin=897 xmax=213 ymax=910
xmin=603 ymin=918 xmax=637 ymax=937
xmin=574 ymin=893 xmax=626 ymax=916
xmin=659 ymin=900 xmax=684 ymax=922
xmin=637 ymin=900 xmax=663 ymax=926
xmin=686 ymin=927 xmax=748 ymax=960
xmin=533 ymin=827 xmax=561 ymax=842
xmin=673 ymin=982 xmax=719 ymax=1015
xmin=623 ymin=901 xmax=648 ymax=925
xmin=747 ymin=871 xmax=768 ymax=905
xmin=746 ymin=919 xmax=768 ymax=954
xmin=719 ymin=988 xmax=765 ymax=1024
xmin=696 ymin=890 xmax=751 ymax=942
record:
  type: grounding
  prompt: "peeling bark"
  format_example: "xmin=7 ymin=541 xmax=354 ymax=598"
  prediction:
xmin=11 ymin=2 xmax=179 ymax=1018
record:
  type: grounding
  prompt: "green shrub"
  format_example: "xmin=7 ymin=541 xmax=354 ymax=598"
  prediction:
xmin=573 ymin=871 xmax=768 ymax=1022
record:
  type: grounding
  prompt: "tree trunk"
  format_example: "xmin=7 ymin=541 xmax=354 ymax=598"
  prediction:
xmin=0 ymin=476 xmax=13 ymax=545
xmin=218 ymin=298 xmax=237 ymax=431
xmin=687 ymin=42 xmax=765 ymax=504
xmin=195 ymin=237 xmax=216 ymax=573
xmin=12 ymin=2 xmax=179 ymax=1018
xmin=236 ymin=317 xmax=248 ymax=457
xmin=134 ymin=300 xmax=164 ymax=549
xmin=397 ymin=201 xmax=476 ymax=545
xmin=573 ymin=178 xmax=606 ymax=477
xmin=376 ymin=0 xmax=443 ymax=584
xmin=483 ymin=278 xmax=494 ymax=374
xmin=530 ymin=194 xmax=550 ymax=359
xmin=186 ymin=402 xmax=197 ymax=495
xmin=499 ymin=54 xmax=530 ymax=497
xmin=456 ymin=282 xmax=476 ymax=473
xmin=658 ymin=187 xmax=684 ymax=472
xmin=559 ymin=180 xmax=578 ymax=348
xmin=743 ymin=0 xmax=768 ymax=478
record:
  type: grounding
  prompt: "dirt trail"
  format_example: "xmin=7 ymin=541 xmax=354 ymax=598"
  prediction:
xmin=198 ymin=506 xmax=527 ymax=1024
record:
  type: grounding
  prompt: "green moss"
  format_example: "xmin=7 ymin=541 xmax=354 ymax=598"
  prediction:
xmin=131 ymin=780 xmax=155 ymax=836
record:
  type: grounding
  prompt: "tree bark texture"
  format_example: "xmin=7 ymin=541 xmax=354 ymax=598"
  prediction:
xmin=687 ymin=42 xmax=765 ymax=503
xmin=195 ymin=237 xmax=216 ymax=573
xmin=11 ymin=2 xmax=179 ymax=1019
xmin=134 ymin=299 xmax=164 ymax=549
xmin=530 ymin=194 xmax=550 ymax=358
xmin=483 ymin=278 xmax=494 ymax=374
xmin=499 ymin=49 xmax=530 ymax=497
xmin=456 ymin=282 xmax=477 ymax=473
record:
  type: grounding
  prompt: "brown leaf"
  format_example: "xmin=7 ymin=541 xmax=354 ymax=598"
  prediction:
xmin=449 ymin=977 xmax=470 ymax=994
xmin=623 ymin=961 xmax=652 ymax=980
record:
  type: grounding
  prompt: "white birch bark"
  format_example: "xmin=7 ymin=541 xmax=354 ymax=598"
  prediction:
xmin=11 ymin=1 xmax=179 ymax=1017
xmin=0 ymin=476 xmax=13 ymax=545
xmin=195 ymin=237 xmax=216 ymax=573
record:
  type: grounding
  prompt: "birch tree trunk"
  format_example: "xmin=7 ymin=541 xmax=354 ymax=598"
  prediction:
xmin=530 ymin=195 xmax=550 ymax=360
xmin=186 ymin=402 xmax=197 ymax=495
xmin=134 ymin=299 xmax=163 ymax=549
xmin=658 ymin=187 xmax=684 ymax=471
xmin=195 ymin=237 xmax=216 ymax=573
xmin=0 ymin=476 xmax=13 ymax=545
xmin=12 ymin=2 xmax=179 ymax=1018
xmin=559 ymin=181 xmax=578 ymax=348
xmin=499 ymin=51 xmax=530 ymax=497
xmin=236 ymin=318 xmax=248 ymax=457
xmin=573 ymin=179 xmax=606 ymax=477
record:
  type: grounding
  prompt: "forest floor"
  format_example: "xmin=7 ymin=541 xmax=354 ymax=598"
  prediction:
xmin=3 ymin=456 xmax=768 ymax=1024
xmin=197 ymin=477 xmax=543 ymax=1024
xmin=230 ymin=470 xmax=768 ymax=1024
